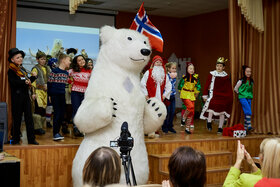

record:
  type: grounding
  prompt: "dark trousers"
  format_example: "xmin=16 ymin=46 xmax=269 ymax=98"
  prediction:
xmin=162 ymin=95 xmax=176 ymax=131
xmin=71 ymin=91 xmax=84 ymax=128
xmin=34 ymin=100 xmax=46 ymax=117
xmin=51 ymin=94 xmax=65 ymax=136
xmin=64 ymin=104 xmax=72 ymax=124
xmin=11 ymin=94 xmax=35 ymax=142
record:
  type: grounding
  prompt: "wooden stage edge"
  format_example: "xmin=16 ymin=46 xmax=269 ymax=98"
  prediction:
xmin=3 ymin=119 xmax=280 ymax=187
xmin=4 ymin=134 xmax=278 ymax=187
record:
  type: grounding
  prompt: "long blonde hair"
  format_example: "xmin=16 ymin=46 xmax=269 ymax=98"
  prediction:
xmin=261 ymin=138 xmax=280 ymax=178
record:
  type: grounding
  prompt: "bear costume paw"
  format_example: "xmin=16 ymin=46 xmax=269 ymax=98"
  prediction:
xmin=143 ymin=97 xmax=167 ymax=134
xmin=74 ymin=97 xmax=117 ymax=134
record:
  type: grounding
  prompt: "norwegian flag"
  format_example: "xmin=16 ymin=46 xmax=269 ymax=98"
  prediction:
xmin=130 ymin=3 xmax=163 ymax=52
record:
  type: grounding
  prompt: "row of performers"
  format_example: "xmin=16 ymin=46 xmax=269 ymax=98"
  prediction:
xmin=141 ymin=56 xmax=253 ymax=136
xmin=7 ymin=48 xmax=93 ymax=144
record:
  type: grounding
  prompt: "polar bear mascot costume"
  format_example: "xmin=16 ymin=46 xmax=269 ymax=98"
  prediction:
xmin=72 ymin=26 xmax=167 ymax=187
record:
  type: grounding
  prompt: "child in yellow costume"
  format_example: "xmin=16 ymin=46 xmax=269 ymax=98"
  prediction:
xmin=31 ymin=50 xmax=51 ymax=135
xmin=178 ymin=63 xmax=201 ymax=134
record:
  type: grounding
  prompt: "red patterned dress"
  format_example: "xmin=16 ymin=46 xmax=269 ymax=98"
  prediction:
xmin=200 ymin=70 xmax=233 ymax=120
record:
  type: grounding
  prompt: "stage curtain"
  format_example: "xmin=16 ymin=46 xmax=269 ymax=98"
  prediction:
xmin=69 ymin=0 xmax=87 ymax=14
xmin=238 ymin=0 xmax=264 ymax=32
xmin=229 ymin=0 xmax=280 ymax=134
xmin=0 ymin=0 xmax=16 ymax=139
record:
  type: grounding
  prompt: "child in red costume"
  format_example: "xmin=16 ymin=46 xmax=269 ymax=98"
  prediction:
xmin=141 ymin=55 xmax=172 ymax=101
xmin=200 ymin=57 xmax=233 ymax=134
xmin=141 ymin=55 xmax=172 ymax=138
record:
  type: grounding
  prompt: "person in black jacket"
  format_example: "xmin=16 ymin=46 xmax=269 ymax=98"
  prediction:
xmin=7 ymin=48 xmax=39 ymax=145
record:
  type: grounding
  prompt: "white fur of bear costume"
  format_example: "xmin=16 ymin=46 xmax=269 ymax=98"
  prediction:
xmin=72 ymin=26 xmax=167 ymax=187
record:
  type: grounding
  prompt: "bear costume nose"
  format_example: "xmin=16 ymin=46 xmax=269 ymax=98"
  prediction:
xmin=141 ymin=49 xmax=151 ymax=56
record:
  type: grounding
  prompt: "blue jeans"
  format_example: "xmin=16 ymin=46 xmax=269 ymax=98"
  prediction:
xmin=162 ymin=95 xmax=176 ymax=131
xmin=71 ymin=91 xmax=85 ymax=127
xmin=51 ymin=94 xmax=65 ymax=136
xmin=239 ymin=98 xmax=252 ymax=116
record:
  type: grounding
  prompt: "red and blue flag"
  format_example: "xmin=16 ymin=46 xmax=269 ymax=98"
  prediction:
xmin=130 ymin=3 xmax=163 ymax=52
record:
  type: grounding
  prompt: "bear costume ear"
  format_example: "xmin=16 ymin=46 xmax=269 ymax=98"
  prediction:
xmin=100 ymin=25 xmax=116 ymax=44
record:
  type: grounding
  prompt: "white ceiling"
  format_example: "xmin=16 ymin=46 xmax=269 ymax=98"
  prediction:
xmin=18 ymin=0 xmax=228 ymax=18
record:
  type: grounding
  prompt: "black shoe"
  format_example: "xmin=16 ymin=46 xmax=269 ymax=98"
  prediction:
xmin=73 ymin=127 xmax=84 ymax=137
xmin=62 ymin=127 xmax=70 ymax=134
xmin=185 ymin=128 xmax=191 ymax=134
xmin=162 ymin=129 xmax=168 ymax=134
xmin=46 ymin=122 xmax=53 ymax=128
xmin=28 ymin=140 xmax=39 ymax=145
xmin=35 ymin=128 xmax=45 ymax=135
xmin=11 ymin=139 xmax=20 ymax=145
xmin=168 ymin=128 xmax=177 ymax=133
xmin=217 ymin=128 xmax=223 ymax=134
xmin=181 ymin=119 xmax=185 ymax=127
xmin=207 ymin=122 xmax=212 ymax=131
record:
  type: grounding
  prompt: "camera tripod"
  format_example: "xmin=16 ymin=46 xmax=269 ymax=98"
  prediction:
xmin=120 ymin=150 xmax=137 ymax=186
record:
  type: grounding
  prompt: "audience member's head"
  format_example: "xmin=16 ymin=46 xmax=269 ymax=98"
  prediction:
xmin=260 ymin=138 xmax=280 ymax=178
xmin=83 ymin=147 xmax=121 ymax=187
xmin=168 ymin=146 xmax=206 ymax=187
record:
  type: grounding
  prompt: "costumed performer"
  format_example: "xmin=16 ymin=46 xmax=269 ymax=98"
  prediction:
xmin=47 ymin=53 xmax=71 ymax=141
xmin=178 ymin=63 xmax=201 ymax=134
xmin=200 ymin=57 xmax=233 ymax=134
xmin=68 ymin=55 xmax=92 ymax=137
xmin=7 ymin=48 xmax=39 ymax=145
xmin=141 ymin=55 xmax=172 ymax=138
xmin=31 ymin=50 xmax=51 ymax=135
xmin=45 ymin=57 xmax=58 ymax=128
xmin=162 ymin=62 xmax=177 ymax=134
xmin=234 ymin=65 xmax=254 ymax=131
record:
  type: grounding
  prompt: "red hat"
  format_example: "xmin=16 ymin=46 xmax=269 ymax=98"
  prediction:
xmin=150 ymin=55 xmax=163 ymax=69
xmin=149 ymin=55 xmax=167 ymax=74
xmin=152 ymin=55 xmax=163 ymax=63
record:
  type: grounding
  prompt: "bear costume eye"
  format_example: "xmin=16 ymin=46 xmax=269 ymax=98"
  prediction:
xmin=127 ymin=37 xmax=132 ymax=41
xmin=144 ymin=41 xmax=147 ymax=44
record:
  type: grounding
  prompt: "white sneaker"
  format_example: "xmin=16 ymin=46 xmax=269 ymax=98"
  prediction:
xmin=148 ymin=132 xmax=155 ymax=139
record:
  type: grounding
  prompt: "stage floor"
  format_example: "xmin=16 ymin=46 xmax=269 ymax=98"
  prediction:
xmin=3 ymin=117 xmax=276 ymax=187
xmin=4 ymin=117 xmax=271 ymax=148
